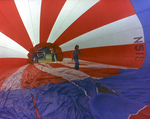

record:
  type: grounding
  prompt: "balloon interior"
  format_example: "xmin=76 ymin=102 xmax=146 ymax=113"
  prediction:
xmin=0 ymin=0 xmax=150 ymax=119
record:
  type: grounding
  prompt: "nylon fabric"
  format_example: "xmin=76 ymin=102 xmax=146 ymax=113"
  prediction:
xmin=1 ymin=65 xmax=28 ymax=91
xmin=89 ymin=93 xmax=144 ymax=119
xmin=89 ymin=68 xmax=150 ymax=118
xmin=0 ymin=0 xmax=150 ymax=118
xmin=0 ymin=89 xmax=38 ymax=119
xmin=0 ymin=69 xmax=150 ymax=118
xmin=98 ymin=69 xmax=150 ymax=105
xmin=21 ymin=64 xmax=67 ymax=89
xmin=129 ymin=106 xmax=150 ymax=119
xmin=31 ymin=77 xmax=97 ymax=119
xmin=130 ymin=0 xmax=150 ymax=69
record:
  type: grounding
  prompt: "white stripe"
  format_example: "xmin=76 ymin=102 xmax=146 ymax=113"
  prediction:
xmin=60 ymin=15 xmax=144 ymax=52
xmin=62 ymin=58 xmax=130 ymax=69
xmin=0 ymin=32 xmax=28 ymax=58
xmin=34 ymin=63 xmax=89 ymax=81
xmin=47 ymin=0 xmax=100 ymax=43
xmin=14 ymin=0 xmax=42 ymax=46
xmin=1 ymin=65 xmax=29 ymax=91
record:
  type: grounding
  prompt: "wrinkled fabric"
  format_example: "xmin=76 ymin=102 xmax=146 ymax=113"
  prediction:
xmin=0 ymin=69 xmax=150 ymax=119
xmin=89 ymin=93 xmax=144 ymax=119
xmin=0 ymin=89 xmax=38 ymax=119
xmin=129 ymin=106 xmax=150 ymax=119
xmin=31 ymin=77 xmax=97 ymax=119
xmin=97 ymin=69 xmax=150 ymax=105
xmin=90 ymin=68 xmax=150 ymax=119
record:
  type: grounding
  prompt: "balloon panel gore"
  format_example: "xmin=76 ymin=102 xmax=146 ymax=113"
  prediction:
xmin=63 ymin=43 xmax=146 ymax=68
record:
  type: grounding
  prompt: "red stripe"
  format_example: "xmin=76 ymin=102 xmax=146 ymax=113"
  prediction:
xmin=80 ymin=68 xmax=120 ymax=78
xmin=21 ymin=64 xmax=68 ymax=89
xmin=129 ymin=106 xmax=150 ymax=119
xmin=32 ymin=95 xmax=41 ymax=119
xmin=48 ymin=63 xmax=120 ymax=78
xmin=0 ymin=58 xmax=28 ymax=72
xmin=40 ymin=0 xmax=66 ymax=43
xmin=54 ymin=0 xmax=135 ymax=45
xmin=0 ymin=66 xmax=23 ymax=89
xmin=0 ymin=1 xmax=33 ymax=51
xmin=63 ymin=43 xmax=145 ymax=68
xmin=0 ymin=58 xmax=27 ymax=89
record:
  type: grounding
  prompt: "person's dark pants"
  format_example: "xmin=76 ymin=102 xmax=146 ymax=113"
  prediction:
xmin=35 ymin=55 xmax=38 ymax=63
xmin=74 ymin=57 xmax=79 ymax=70
xmin=51 ymin=53 xmax=55 ymax=62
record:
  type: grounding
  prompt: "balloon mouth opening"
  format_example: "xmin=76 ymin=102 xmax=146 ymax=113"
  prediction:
xmin=27 ymin=42 xmax=63 ymax=63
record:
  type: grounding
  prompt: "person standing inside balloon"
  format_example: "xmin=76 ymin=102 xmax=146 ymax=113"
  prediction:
xmin=72 ymin=45 xmax=84 ymax=70
xmin=49 ymin=47 xmax=55 ymax=62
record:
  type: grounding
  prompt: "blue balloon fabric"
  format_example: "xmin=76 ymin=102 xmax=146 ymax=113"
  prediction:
xmin=89 ymin=68 xmax=150 ymax=119
xmin=30 ymin=78 xmax=97 ymax=119
xmin=0 ymin=72 xmax=149 ymax=119
xmin=89 ymin=93 xmax=144 ymax=119
xmin=0 ymin=89 xmax=38 ymax=119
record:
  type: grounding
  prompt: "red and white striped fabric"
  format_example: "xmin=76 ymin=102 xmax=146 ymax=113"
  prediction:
xmin=0 ymin=0 xmax=145 ymax=74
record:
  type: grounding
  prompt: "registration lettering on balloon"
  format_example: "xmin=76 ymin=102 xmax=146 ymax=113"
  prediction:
xmin=134 ymin=37 xmax=145 ymax=62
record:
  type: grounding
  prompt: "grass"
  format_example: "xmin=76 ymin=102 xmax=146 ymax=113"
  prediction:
xmin=38 ymin=54 xmax=56 ymax=63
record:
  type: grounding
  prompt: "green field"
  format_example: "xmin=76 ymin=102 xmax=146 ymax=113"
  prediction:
xmin=38 ymin=54 xmax=56 ymax=63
